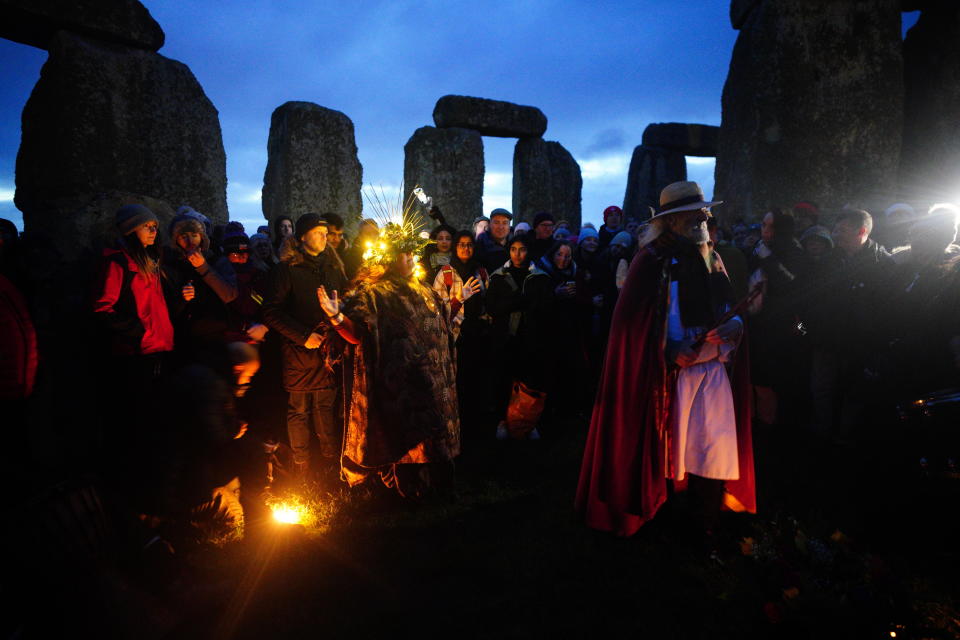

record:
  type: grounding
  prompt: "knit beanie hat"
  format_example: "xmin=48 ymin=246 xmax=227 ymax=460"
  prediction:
xmin=115 ymin=204 xmax=158 ymax=236
xmin=176 ymin=206 xmax=211 ymax=234
xmin=578 ymin=226 xmax=599 ymax=243
xmin=295 ymin=213 xmax=327 ymax=240
xmin=799 ymin=225 xmax=834 ymax=249
xmin=223 ymin=231 xmax=250 ymax=253
xmin=603 ymin=205 xmax=622 ymax=223
xmin=533 ymin=211 xmax=555 ymax=228
xmin=513 ymin=222 xmax=531 ymax=234
xmin=472 ymin=215 xmax=490 ymax=226
xmin=610 ymin=231 xmax=632 ymax=248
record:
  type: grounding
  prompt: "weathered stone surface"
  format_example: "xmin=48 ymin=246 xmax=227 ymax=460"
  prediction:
xmin=15 ymin=32 xmax=227 ymax=254
xmin=24 ymin=191 xmax=176 ymax=262
xmin=403 ymin=127 xmax=484 ymax=231
xmin=715 ymin=0 xmax=903 ymax=221
xmin=262 ymin=102 xmax=363 ymax=228
xmin=731 ymin=0 xmax=763 ymax=29
xmin=433 ymin=95 xmax=547 ymax=139
xmin=642 ymin=123 xmax=719 ymax=157
xmin=0 ymin=0 xmax=164 ymax=51
xmin=622 ymin=146 xmax=687 ymax=221
xmin=899 ymin=5 xmax=960 ymax=207
xmin=513 ymin=138 xmax=582 ymax=228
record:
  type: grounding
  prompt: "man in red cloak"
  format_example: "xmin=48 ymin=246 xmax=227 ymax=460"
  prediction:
xmin=576 ymin=181 xmax=756 ymax=537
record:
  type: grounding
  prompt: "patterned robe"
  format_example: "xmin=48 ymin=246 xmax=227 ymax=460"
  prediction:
xmin=341 ymin=272 xmax=460 ymax=485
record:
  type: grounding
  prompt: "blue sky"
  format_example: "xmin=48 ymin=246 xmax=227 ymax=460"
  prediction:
xmin=0 ymin=3 xmax=919 ymax=233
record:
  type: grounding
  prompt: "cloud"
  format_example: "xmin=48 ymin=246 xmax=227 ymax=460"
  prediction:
xmin=0 ymin=187 xmax=13 ymax=202
xmin=582 ymin=128 xmax=626 ymax=157
xmin=579 ymin=153 xmax=630 ymax=182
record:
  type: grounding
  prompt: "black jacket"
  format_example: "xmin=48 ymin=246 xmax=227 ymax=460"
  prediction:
xmin=262 ymin=249 xmax=348 ymax=391
xmin=476 ymin=231 xmax=509 ymax=274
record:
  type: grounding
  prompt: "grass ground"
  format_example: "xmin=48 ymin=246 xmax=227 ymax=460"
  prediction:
xmin=146 ymin=410 xmax=960 ymax=640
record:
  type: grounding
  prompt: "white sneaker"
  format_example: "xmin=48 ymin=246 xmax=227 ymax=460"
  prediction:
xmin=528 ymin=428 xmax=541 ymax=441
xmin=495 ymin=422 xmax=509 ymax=440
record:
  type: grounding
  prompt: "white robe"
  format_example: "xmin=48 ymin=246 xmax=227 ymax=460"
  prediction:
xmin=667 ymin=277 xmax=741 ymax=481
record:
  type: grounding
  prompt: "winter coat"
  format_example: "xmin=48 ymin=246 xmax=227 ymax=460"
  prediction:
xmin=262 ymin=249 xmax=348 ymax=391
xmin=93 ymin=247 xmax=174 ymax=356
xmin=162 ymin=251 xmax=238 ymax=350
xmin=475 ymin=231 xmax=509 ymax=274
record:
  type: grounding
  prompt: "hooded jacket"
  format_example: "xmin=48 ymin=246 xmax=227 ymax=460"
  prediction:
xmin=93 ymin=247 xmax=174 ymax=356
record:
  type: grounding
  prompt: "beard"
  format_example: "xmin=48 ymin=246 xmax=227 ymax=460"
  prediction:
xmin=686 ymin=224 xmax=709 ymax=245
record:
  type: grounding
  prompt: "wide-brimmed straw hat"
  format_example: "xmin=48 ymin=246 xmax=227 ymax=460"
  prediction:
xmin=653 ymin=181 xmax=722 ymax=218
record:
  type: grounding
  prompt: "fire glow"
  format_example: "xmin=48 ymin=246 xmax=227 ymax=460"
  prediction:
xmin=271 ymin=502 xmax=308 ymax=525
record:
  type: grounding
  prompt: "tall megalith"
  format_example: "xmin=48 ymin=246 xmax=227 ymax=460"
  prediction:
xmin=714 ymin=0 xmax=904 ymax=220
xmin=513 ymin=138 xmax=582 ymax=228
xmin=15 ymin=31 xmax=228 ymax=259
xmin=622 ymin=146 xmax=687 ymax=221
xmin=261 ymin=101 xmax=363 ymax=227
xmin=404 ymin=126 xmax=484 ymax=231
xmin=899 ymin=4 xmax=960 ymax=207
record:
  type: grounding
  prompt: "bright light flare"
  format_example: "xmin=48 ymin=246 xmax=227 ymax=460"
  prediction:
xmin=271 ymin=502 xmax=307 ymax=525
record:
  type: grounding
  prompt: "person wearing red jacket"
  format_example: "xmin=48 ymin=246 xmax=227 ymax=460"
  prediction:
xmin=93 ymin=204 xmax=174 ymax=374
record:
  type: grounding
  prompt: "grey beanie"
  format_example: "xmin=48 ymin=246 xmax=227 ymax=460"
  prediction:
xmin=115 ymin=204 xmax=158 ymax=236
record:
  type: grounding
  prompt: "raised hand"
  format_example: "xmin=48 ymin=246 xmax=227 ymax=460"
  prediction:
xmin=317 ymin=285 xmax=340 ymax=318
xmin=461 ymin=276 xmax=481 ymax=300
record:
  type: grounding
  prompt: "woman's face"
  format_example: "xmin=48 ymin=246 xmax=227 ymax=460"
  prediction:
xmin=553 ymin=244 xmax=572 ymax=270
xmin=581 ymin=236 xmax=599 ymax=253
xmin=436 ymin=230 xmax=452 ymax=253
xmin=176 ymin=231 xmax=202 ymax=252
xmin=761 ymin=211 xmax=775 ymax=244
xmin=509 ymin=241 xmax=528 ymax=268
xmin=456 ymin=236 xmax=474 ymax=262
xmin=253 ymin=241 xmax=272 ymax=260
xmin=279 ymin=219 xmax=293 ymax=238
xmin=133 ymin=221 xmax=158 ymax=247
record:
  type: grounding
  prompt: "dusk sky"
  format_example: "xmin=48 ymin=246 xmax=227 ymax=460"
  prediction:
xmin=0 ymin=2 xmax=919 ymax=233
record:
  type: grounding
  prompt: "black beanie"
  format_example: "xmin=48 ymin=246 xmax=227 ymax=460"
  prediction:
xmin=295 ymin=213 xmax=327 ymax=240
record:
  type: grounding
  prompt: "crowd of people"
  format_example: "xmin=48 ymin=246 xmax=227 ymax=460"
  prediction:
xmin=1 ymin=183 xmax=959 ymax=544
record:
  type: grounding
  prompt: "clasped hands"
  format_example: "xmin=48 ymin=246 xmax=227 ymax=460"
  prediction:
xmin=673 ymin=318 xmax=742 ymax=368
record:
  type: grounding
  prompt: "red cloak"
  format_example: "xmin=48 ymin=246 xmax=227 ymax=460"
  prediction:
xmin=575 ymin=245 xmax=756 ymax=536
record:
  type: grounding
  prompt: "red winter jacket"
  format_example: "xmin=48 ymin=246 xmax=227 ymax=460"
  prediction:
xmin=0 ymin=273 xmax=38 ymax=399
xmin=93 ymin=248 xmax=174 ymax=355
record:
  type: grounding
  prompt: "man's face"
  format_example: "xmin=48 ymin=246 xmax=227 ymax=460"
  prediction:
xmin=134 ymin=221 xmax=158 ymax=247
xmin=456 ymin=236 xmax=474 ymax=262
xmin=761 ymin=211 xmax=775 ymax=244
xmin=802 ymin=236 xmax=830 ymax=259
xmin=832 ymin=221 xmax=866 ymax=255
xmin=253 ymin=241 xmax=272 ymax=260
xmin=606 ymin=213 xmax=621 ymax=229
xmin=474 ymin=220 xmax=489 ymax=236
xmin=509 ymin=241 xmax=528 ymax=267
xmin=625 ymin=220 xmax=640 ymax=237
xmin=670 ymin=209 xmax=710 ymax=244
xmin=491 ymin=215 xmax=511 ymax=241
xmin=176 ymin=231 xmax=202 ymax=252
xmin=302 ymin=225 xmax=328 ymax=255
xmin=535 ymin=220 xmax=555 ymax=240
xmin=326 ymin=226 xmax=344 ymax=249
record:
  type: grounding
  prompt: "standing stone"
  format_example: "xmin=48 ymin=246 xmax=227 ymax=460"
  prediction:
xmin=513 ymin=138 xmax=582 ymax=228
xmin=642 ymin=123 xmax=719 ymax=157
xmin=433 ymin=95 xmax=547 ymax=138
xmin=622 ymin=146 xmax=687 ymax=221
xmin=404 ymin=126 xmax=484 ymax=231
xmin=899 ymin=5 xmax=960 ymax=207
xmin=262 ymin=102 xmax=363 ymax=228
xmin=715 ymin=0 xmax=903 ymax=221
xmin=0 ymin=0 xmax=164 ymax=51
xmin=15 ymin=32 xmax=227 ymax=258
